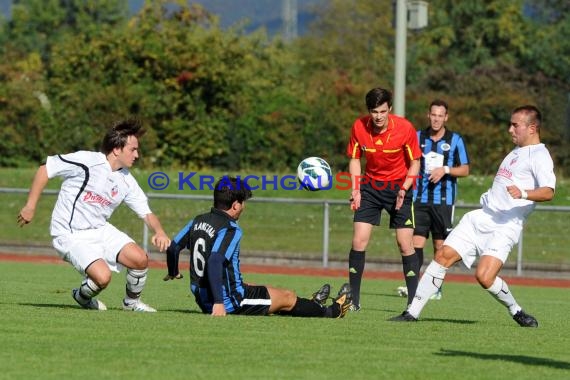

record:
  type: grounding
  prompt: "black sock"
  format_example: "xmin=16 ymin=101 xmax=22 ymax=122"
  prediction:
xmin=326 ymin=303 xmax=341 ymax=318
xmin=288 ymin=297 xmax=327 ymax=318
xmin=415 ymin=247 xmax=424 ymax=272
xmin=402 ymin=253 xmax=420 ymax=305
xmin=348 ymin=249 xmax=365 ymax=307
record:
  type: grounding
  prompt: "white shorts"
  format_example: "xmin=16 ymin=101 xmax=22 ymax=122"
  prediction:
xmin=52 ymin=223 xmax=134 ymax=275
xmin=443 ymin=209 xmax=522 ymax=269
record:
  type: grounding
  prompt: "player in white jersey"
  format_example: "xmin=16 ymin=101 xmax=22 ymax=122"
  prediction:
xmin=390 ymin=105 xmax=556 ymax=327
xmin=17 ymin=119 xmax=171 ymax=312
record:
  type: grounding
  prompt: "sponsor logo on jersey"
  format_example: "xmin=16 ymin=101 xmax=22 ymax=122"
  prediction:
xmin=497 ymin=166 xmax=513 ymax=179
xmin=82 ymin=191 xmax=113 ymax=206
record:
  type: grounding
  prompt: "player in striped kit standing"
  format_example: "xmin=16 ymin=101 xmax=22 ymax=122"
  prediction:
xmin=398 ymin=99 xmax=470 ymax=304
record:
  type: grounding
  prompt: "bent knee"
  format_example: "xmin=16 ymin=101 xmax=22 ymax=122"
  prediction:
xmin=434 ymin=246 xmax=460 ymax=267
xmin=285 ymin=289 xmax=297 ymax=302
xmin=475 ymin=257 xmax=502 ymax=288
xmin=475 ymin=270 xmax=495 ymax=288
xmin=280 ymin=289 xmax=298 ymax=309
xmin=92 ymin=272 xmax=112 ymax=289
xmin=118 ymin=243 xmax=149 ymax=270
xmin=130 ymin=254 xmax=148 ymax=270
xmin=269 ymin=288 xmax=298 ymax=311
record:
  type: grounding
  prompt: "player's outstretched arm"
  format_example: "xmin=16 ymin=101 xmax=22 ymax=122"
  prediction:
xmin=144 ymin=213 xmax=171 ymax=252
xmin=18 ymin=165 xmax=49 ymax=227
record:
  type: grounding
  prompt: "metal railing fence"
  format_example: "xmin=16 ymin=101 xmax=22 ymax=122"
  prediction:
xmin=3 ymin=187 xmax=570 ymax=276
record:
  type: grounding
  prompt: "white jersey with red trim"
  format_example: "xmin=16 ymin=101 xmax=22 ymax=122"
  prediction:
xmin=46 ymin=150 xmax=151 ymax=236
xmin=480 ymin=143 xmax=556 ymax=224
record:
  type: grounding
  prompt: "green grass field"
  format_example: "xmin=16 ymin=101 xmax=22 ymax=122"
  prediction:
xmin=0 ymin=261 xmax=568 ymax=380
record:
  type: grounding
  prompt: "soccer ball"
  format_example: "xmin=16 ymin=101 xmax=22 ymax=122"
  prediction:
xmin=297 ymin=157 xmax=332 ymax=191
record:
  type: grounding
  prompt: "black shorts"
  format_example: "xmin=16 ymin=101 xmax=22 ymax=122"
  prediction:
xmin=193 ymin=284 xmax=271 ymax=315
xmin=354 ymin=180 xmax=414 ymax=229
xmin=232 ymin=285 xmax=271 ymax=316
xmin=413 ymin=203 xmax=454 ymax=240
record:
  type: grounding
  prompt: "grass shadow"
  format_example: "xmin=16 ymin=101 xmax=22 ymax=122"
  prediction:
xmin=436 ymin=349 xmax=570 ymax=370
xmin=18 ymin=302 xmax=202 ymax=314
xmin=421 ymin=318 xmax=477 ymax=325
xmin=379 ymin=310 xmax=478 ymax=325
xmin=18 ymin=302 xmax=76 ymax=309
xmin=158 ymin=308 xmax=203 ymax=314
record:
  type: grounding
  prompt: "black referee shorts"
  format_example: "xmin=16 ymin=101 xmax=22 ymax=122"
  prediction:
xmin=353 ymin=180 xmax=414 ymax=229
xmin=413 ymin=202 xmax=454 ymax=240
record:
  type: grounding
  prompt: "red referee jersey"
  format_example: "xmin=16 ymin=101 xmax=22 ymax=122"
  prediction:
xmin=346 ymin=114 xmax=421 ymax=181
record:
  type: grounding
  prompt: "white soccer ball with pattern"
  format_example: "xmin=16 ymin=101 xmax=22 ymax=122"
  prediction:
xmin=297 ymin=157 xmax=332 ymax=191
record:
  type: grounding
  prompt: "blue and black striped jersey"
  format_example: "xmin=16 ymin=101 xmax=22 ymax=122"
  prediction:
xmin=414 ymin=128 xmax=470 ymax=205
xmin=166 ymin=208 xmax=245 ymax=313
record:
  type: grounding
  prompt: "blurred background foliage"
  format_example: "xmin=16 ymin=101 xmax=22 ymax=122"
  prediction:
xmin=0 ymin=0 xmax=568 ymax=175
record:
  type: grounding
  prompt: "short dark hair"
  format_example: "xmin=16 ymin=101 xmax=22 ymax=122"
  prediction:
xmin=100 ymin=118 xmax=146 ymax=155
xmin=512 ymin=105 xmax=542 ymax=130
xmin=365 ymin=88 xmax=392 ymax=111
xmin=214 ymin=176 xmax=253 ymax=210
xmin=429 ymin=99 xmax=448 ymax=113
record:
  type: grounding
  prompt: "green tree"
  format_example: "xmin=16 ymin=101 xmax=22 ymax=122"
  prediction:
xmin=0 ymin=0 xmax=129 ymax=165
xmin=44 ymin=0 xmax=309 ymax=169
xmin=291 ymin=0 xmax=397 ymax=171
xmin=405 ymin=0 xmax=569 ymax=174
xmin=7 ymin=0 xmax=127 ymax=60
xmin=1 ymin=0 xmax=569 ymax=176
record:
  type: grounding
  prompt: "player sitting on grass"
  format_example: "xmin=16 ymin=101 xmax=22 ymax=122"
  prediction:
xmin=164 ymin=176 xmax=352 ymax=318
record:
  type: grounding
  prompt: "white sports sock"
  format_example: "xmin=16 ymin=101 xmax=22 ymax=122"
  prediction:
xmin=407 ymin=260 xmax=447 ymax=318
xmin=486 ymin=277 xmax=521 ymax=316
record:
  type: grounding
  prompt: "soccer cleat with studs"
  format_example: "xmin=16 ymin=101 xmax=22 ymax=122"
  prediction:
xmin=389 ymin=311 xmax=418 ymax=322
xmin=512 ymin=310 xmax=538 ymax=327
xmin=349 ymin=304 xmax=361 ymax=312
xmin=396 ymin=286 xmax=408 ymax=298
xmin=72 ymin=288 xmax=107 ymax=311
xmin=334 ymin=283 xmax=352 ymax=318
xmin=122 ymin=299 xmax=157 ymax=312
xmin=430 ymin=289 xmax=443 ymax=300
xmin=311 ymin=283 xmax=331 ymax=306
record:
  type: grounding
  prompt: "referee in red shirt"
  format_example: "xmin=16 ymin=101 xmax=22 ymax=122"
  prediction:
xmin=346 ymin=87 xmax=421 ymax=310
